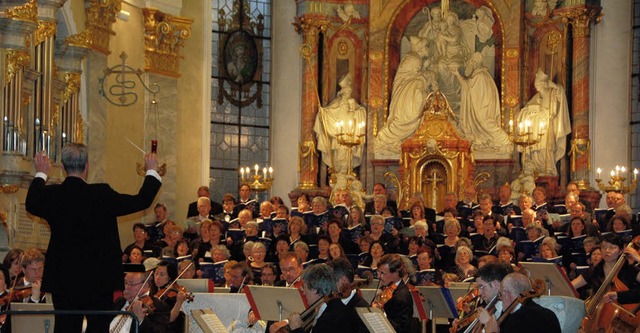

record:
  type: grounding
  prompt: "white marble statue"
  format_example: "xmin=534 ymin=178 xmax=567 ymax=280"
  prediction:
xmin=517 ymin=69 xmax=571 ymax=176
xmin=374 ymin=37 xmax=437 ymax=158
xmin=314 ymin=74 xmax=366 ymax=174
xmin=452 ymin=52 xmax=512 ymax=156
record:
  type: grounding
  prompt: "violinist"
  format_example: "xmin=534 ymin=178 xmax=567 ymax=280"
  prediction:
xmin=15 ymin=248 xmax=45 ymax=303
xmin=452 ymin=262 xmax=512 ymax=332
xmin=2 ymin=248 xmax=23 ymax=286
xmin=0 ymin=264 xmax=12 ymax=332
xmin=283 ymin=264 xmax=354 ymax=332
xmin=572 ymin=233 xmax=640 ymax=294
xmin=376 ymin=253 xmax=413 ymax=332
xmin=329 ymin=258 xmax=369 ymax=333
xmin=223 ymin=260 xmax=252 ymax=292
xmin=153 ymin=261 xmax=188 ymax=332
xmin=478 ymin=272 xmax=560 ymax=333
xmin=111 ymin=272 xmax=170 ymax=333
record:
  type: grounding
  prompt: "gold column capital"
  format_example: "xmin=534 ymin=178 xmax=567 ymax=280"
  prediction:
xmin=64 ymin=30 xmax=92 ymax=49
xmin=4 ymin=0 xmax=38 ymax=23
xmin=84 ymin=0 xmax=122 ymax=54
xmin=63 ymin=72 xmax=81 ymax=103
xmin=293 ymin=15 xmax=329 ymax=42
xmin=5 ymin=49 xmax=30 ymax=82
xmin=560 ymin=6 xmax=602 ymax=38
xmin=35 ymin=20 xmax=56 ymax=45
xmin=141 ymin=8 xmax=193 ymax=78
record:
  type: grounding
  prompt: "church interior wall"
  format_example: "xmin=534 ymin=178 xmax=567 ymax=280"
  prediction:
xmin=270 ymin=1 xmax=303 ymax=202
xmin=591 ymin=0 xmax=632 ymax=207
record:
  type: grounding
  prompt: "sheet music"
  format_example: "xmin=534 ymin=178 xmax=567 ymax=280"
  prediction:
xmin=192 ymin=309 xmax=229 ymax=333
xmin=357 ymin=308 xmax=396 ymax=333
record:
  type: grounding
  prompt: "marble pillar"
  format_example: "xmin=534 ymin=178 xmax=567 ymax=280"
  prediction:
xmin=293 ymin=15 xmax=328 ymax=190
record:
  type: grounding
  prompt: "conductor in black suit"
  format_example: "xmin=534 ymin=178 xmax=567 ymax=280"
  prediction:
xmin=25 ymin=143 xmax=162 ymax=333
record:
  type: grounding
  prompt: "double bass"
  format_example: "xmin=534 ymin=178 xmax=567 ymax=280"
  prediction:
xmin=580 ymin=236 xmax=640 ymax=333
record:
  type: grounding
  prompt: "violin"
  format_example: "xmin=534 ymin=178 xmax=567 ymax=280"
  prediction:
xmin=372 ymin=282 xmax=397 ymax=308
xmin=451 ymin=293 xmax=499 ymax=333
xmin=133 ymin=295 xmax=156 ymax=314
xmin=4 ymin=286 xmax=32 ymax=304
xmin=456 ymin=286 xmax=479 ymax=313
xmin=156 ymin=284 xmax=194 ymax=302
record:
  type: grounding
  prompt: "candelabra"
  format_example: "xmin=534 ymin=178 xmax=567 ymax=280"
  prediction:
xmin=507 ymin=118 xmax=544 ymax=167
xmin=595 ymin=165 xmax=638 ymax=193
xmin=335 ymin=120 xmax=365 ymax=175
xmin=240 ymin=164 xmax=274 ymax=197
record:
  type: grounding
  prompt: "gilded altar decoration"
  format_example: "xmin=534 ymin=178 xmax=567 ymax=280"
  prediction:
xmin=64 ymin=30 xmax=92 ymax=49
xmin=63 ymin=72 xmax=81 ymax=103
xmin=5 ymin=49 xmax=30 ymax=82
xmin=34 ymin=20 xmax=56 ymax=45
xmin=142 ymin=8 xmax=193 ymax=78
xmin=397 ymin=91 xmax=474 ymax=212
xmin=84 ymin=0 xmax=122 ymax=54
xmin=75 ymin=113 xmax=84 ymax=144
xmin=4 ymin=0 xmax=37 ymax=23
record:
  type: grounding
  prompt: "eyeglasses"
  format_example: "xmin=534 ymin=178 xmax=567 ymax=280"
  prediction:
xmin=125 ymin=281 xmax=144 ymax=287
xmin=478 ymin=282 xmax=491 ymax=290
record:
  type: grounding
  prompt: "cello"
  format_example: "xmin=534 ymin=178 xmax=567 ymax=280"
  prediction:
xmin=580 ymin=236 xmax=640 ymax=333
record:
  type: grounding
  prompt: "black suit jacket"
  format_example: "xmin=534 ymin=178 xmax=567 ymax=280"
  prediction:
xmin=383 ymin=281 xmax=413 ymax=333
xmin=346 ymin=291 xmax=369 ymax=333
xmin=500 ymin=300 xmax=561 ymax=333
xmin=292 ymin=298 xmax=353 ymax=333
xmin=113 ymin=296 xmax=170 ymax=333
xmin=187 ymin=199 xmax=223 ymax=218
xmin=365 ymin=200 xmax=398 ymax=215
xmin=25 ymin=175 xmax=161 ymax=296
xmin=618 ymin=287 xmax=640 ymax=304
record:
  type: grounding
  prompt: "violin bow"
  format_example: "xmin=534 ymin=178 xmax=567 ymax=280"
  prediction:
xmin=158 ymin=261 xmax=194 ymax=299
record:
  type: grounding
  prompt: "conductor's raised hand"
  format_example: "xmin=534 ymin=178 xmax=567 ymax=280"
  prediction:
xmin=144 ymin=152 xmax=158 ymax=171
xmin=34 ymin=152 xmax=52 ymax=175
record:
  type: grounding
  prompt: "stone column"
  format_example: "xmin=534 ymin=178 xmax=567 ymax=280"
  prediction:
xmin=293 ymin=15 xmax=328 ymax=190
xmin=562 ymin=7 xmax=602 ymax=189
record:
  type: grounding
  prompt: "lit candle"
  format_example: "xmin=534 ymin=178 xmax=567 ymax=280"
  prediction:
xmin=254 ymin=164 xmax=259 ymax=175
xmin=62 ymin=132 xmax=66 ymax=146
xmin=615 ymin=165 xmax=620 ymax=176
xmin=518 ymin=122 xmax=523 ymax=135
xmin=525 ymin=119 xmax=531 ymax=133
xmin=240 ymin=167 xmax=245 ymax=178
xmin=348 ymin=120 xmax=353 ymax=135
xmin=245 ymin=167 xmax=250 ymax=175
xmin=621 ymin=166 xmax=626 ymax=173
xmin=634 ymin=168 xmax=638 ymax=181
xmin=611 ymin=170 xmax=616 ymax=177
xmin=263 ymin=167 xmax=267 ymax=178
xmin=269 ymin=167 xmax=273 ymax=178
xmin=596 ymin=168 xmax=602 ymax=178
xmin=508 ymin=119 xmax=513 ymax=134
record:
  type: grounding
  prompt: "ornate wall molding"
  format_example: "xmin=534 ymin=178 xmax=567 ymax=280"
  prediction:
xmin=34 ymin=20 xmax=56 ymax=45
xmin=5 ymin=49 xmax=30 ymax=82
xmin=63 ymin=72 xmax=81 ymax=102
xmin=4 ymin=0 xmax=38 ymax=23
xmin=142 ymin=8 xmax=193 ymax=78
xmin=84 ymin=0 xmax=122 ymax=55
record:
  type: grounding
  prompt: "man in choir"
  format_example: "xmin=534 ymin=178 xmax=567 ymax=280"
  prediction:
xmin=365 ymin=183 xmax=397 ymax=214
xmin=282 ymin=264 xmax=353 ymax=332
xmin=214 ymin=193 xmax=238 ymax=223
xmin=111 ymin=272 xmax=170 ymax=333
xmin=184 ymin=197 xmax=215 ymax=241
xmin=186 ymin=186 xmax=223 ymax=218
xmin=439 ymin=192 xmax=458 ymax=215
xmin=376 ymin=254 xmax=413 ymax=332
xmin=123 ymin=223 xmax=162 ymax=262
xmin=236 ymin=184 xmax=259 ymax=217
xmin=492 ymin=184 xmax=521 ymax=216
xmin=472 ymin=216 xmax=500 ymax=254
xmin=366 ymin=194 xmax=388 ymax=215
xmin=456 ymin=185 xmax=478 ymax=221
xmin=479 ymin=194 xmax=505 ymax=233
xmin=15 ymin=248 xmax=45 ymax=303
xmin=567 ymin=181 xmax=593 ymax=213
xmin=147 ymin=203 xmax=174 ymax=242
xmin=26 ymin=144 xmax=161 ymax=333
xmin=277 ymin=252 xmax=304 ymax=287
xmin=478 ymin=272 xmax=561 ymax=332
xmin=223 ymin=260 xmax=252 ymax=292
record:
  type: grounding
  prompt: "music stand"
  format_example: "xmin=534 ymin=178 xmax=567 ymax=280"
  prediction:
xmin=416 ymin=286 xmax=458 ymax=333
xmin=356 ymin=307 xmax=396 ymax=333
xmin=519 ymin=262 xmax=579 ymax=298
xmin=244 ymin=285 xmax=307 ymax=321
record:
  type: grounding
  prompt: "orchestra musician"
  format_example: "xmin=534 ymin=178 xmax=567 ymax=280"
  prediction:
xmin=375 ymin=253 xmax=413 ymax=332
xmin=25 ymin=145 xmax=162 ymax=333
xmin=453 ymin=262 xmax=513 ymax=332
xmin=153 ymin=261 xmax=188 ymax=332
xmin=284 ymin=264 xmax=354 ymax=332
xmin=111 ymin=272 xmax=170 ymax=333
xmin=478 ymin=272 xmax=560 ymax=333
xmin=329 ymin=258 xmax=369 ymax=333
